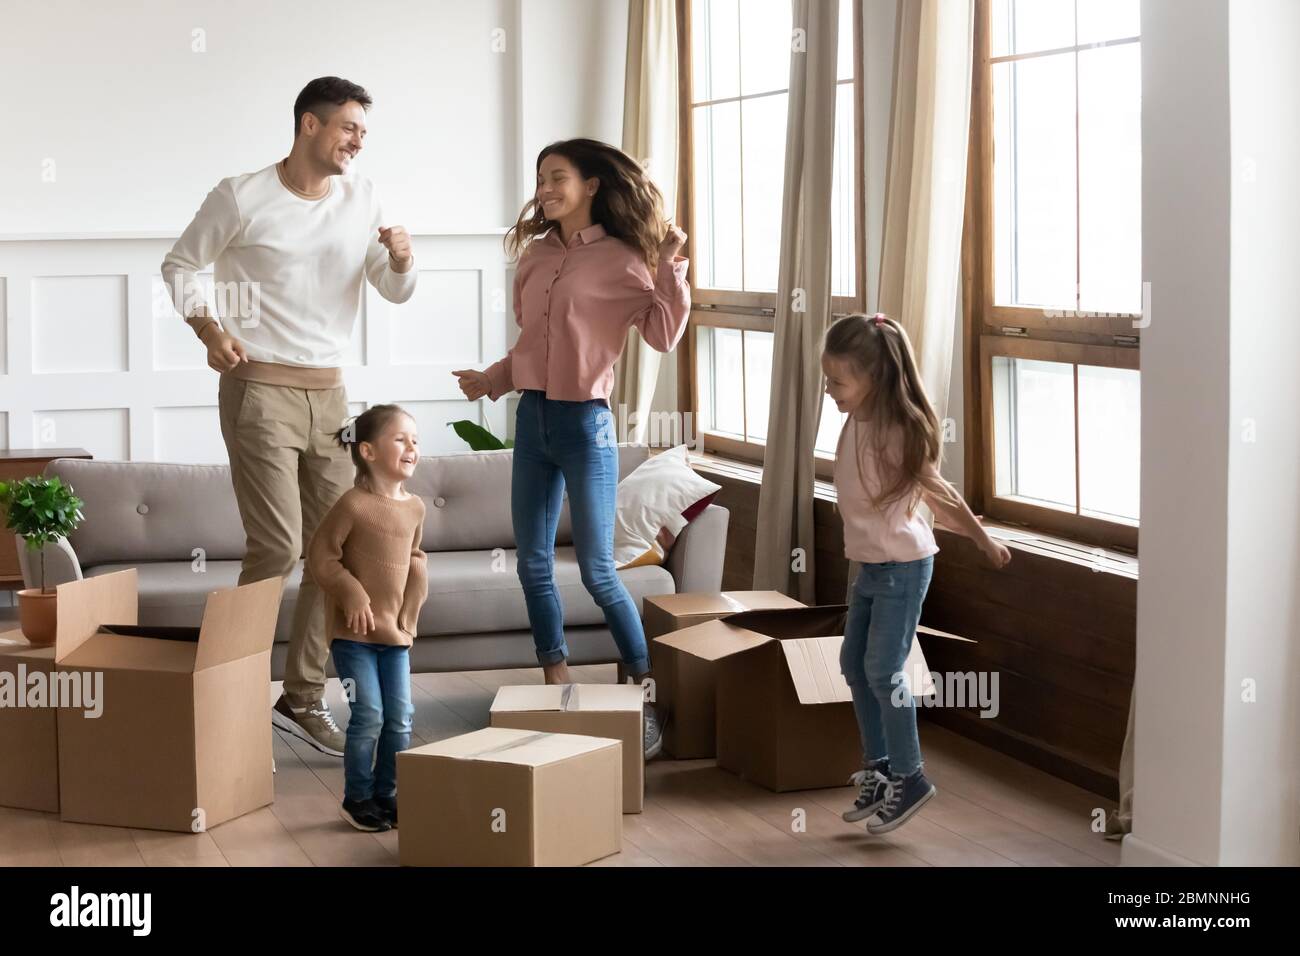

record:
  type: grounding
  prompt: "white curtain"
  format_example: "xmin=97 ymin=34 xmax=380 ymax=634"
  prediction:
xmin=753 ymin=0 xmax=841 ymax=601
xmin=877 ymin=0 xmax=975 ymax=419
xmin=614 ymin=0 xmax=679 ymax=442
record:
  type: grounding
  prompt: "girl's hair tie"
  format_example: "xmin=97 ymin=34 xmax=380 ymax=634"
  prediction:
xmin=872 ymin=313 xmax=887 ymax=327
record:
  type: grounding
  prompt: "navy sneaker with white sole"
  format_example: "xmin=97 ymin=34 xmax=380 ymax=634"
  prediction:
xmin=865 ymin=768 xmax=936 ymax=834
xmin=843 ymin=759 xmax=892 ymax=822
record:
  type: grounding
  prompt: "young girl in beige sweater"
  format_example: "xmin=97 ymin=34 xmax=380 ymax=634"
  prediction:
xmin=307 ymin=403 xmax=427 ymax=832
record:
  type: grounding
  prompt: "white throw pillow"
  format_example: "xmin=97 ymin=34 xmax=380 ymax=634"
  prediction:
xmin=614 ymin=445 xmax=722 ymax=569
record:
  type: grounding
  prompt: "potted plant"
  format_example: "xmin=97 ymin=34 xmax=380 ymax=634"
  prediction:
xmin=0 ymin=475 xmax=85 ymax=646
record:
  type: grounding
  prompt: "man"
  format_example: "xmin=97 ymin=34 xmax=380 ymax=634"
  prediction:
xmin=162 ymin=76 xmax=417 ymax=755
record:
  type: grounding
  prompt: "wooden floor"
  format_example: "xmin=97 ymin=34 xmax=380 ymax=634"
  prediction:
xmin=0 ymin=664 xmax=1120 ymax=867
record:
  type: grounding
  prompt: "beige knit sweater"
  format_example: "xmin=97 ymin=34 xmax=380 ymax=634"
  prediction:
xmin=307 ymin=487 xmax=428 ymax=647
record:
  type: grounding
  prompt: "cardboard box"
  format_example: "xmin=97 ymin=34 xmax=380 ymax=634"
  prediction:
xmin=398 ymin=727 xmax=622 ymax=867
xmin=490 ymin=683 xmax=644 ymax=813
xmin=645 ymin=591 xmax=805 ymax=759
xmin=54 ymin=568 xmax=283 ymax=832
xmin=0 ymin=629 xmax=60 ymax=812
xmin=643 ymin=590 xmax=805 ymax=639
xmin=707 ymin=605 xmax=953 ymax=792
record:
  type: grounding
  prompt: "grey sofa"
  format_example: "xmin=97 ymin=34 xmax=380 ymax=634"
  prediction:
xmin=18 ymin=446 xmax=728 ymax=678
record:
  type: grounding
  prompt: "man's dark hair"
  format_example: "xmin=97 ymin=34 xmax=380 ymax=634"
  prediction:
xmin=293 ymin=76 xmax=372 ymax=138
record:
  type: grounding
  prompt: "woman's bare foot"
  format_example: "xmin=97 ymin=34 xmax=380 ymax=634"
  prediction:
xmin=542 ymin=661 xmax=573 ymax=685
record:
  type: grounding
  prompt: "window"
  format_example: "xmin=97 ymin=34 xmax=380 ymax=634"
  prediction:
xmin=968 ymin=0 xmax=1142 ymax=549
xmin=685 ymin=0 xmax=862 ymax=468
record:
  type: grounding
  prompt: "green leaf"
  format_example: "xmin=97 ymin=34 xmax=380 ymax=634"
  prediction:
xmin=446 ymin=420 xmax=507 ymax=451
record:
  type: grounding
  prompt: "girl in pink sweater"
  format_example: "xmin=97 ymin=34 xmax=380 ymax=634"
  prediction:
xmin=824 ymin=313 xmax=1010 ymax=835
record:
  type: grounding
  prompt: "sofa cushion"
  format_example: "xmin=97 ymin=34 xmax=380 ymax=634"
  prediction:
xmin=86 ymin=547 xmax=676 ymax=642
xmin=87 ymin=560 xmax=303 ymax=644
xmin=419 ymin=547 xmax=675 ymax=636
xmin=53 ymin=446 xmax=654 ymax=568
xmin=46 ymin=460 xmax=246 ymax=567
xmin=405 ymin=445 xmax=650 ymax=552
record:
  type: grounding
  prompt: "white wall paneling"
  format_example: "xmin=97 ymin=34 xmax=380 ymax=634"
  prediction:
xmin=0 ymin=233 xmax=510 ymax=464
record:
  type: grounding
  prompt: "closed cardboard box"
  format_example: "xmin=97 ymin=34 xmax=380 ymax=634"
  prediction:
xmin=643 ymin=591 xmax=804 ymax=640
xmin=0 ymin=630 xmax=60 ymax=812
xmin=710 ymin=605 xmax=958 ymax=792
xmin=398 ymin=727 xmax=622 ymax=867
xmin=54 ymin=568 xmax=283 ymax=832
xmin=490 ymin=683 xmax=644 ymax=813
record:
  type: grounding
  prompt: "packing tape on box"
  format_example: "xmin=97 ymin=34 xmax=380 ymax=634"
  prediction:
xmin=719 ymin=594 xmax=750 ymax=613
xmin=464 ymin=731 xmax=554 ymax=761
xmin=560 ymin=683 xmax=579 ymax=712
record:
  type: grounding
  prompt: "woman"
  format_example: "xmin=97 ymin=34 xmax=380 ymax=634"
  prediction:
xmin=453 ymin=139 xmax=689 ymax=758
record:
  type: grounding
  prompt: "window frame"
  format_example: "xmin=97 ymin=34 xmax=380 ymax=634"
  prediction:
xmin=678 ymin=0 xmax=866 ymax=477
xmin=964 ymin=0 xmax=1142 ymax=552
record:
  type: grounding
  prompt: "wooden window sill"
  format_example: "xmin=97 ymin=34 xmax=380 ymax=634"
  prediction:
xmin=685 ymin=447 xmax=1138 ymax=579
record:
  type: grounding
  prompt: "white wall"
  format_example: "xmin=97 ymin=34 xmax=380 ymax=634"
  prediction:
xmin=1125 ymin=0 xmax=1300 ymax=867
xmin=1 ymin=0 xmax=517 ymax=234
xmin=0 ymin=0 xmax=630 ymax=459
xmin=1221 ymin=0 xmax=1300 ymax=866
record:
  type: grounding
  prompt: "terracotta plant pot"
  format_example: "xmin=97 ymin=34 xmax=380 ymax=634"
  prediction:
xmin=17 ymin=588 xmax=57 ymax=647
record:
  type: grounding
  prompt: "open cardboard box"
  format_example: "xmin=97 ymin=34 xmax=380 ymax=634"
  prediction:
xmin=54 ymin=568 xmax=283 ymax=832
xmin=701 ymin=604 xmax=971 ymax=792
xmin=646 ymin=591 xmax=805 ymax=758
xmin=398 ymin=727 xmax=623 ymax=867
xmin=0 ymin=629 xmax=60 ymax=812
xmin=643 ymin=590 xmax=805 ymax=639
xmin=490 ymin=684 xmax=645 ymax=813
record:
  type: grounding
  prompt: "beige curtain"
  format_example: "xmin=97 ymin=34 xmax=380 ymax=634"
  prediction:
xmin=614 ymin=0 xmax=679 ymax=443
xmin=753 ymin=0 xmax=841 ymax=601
xmin=878 ymin=0 xmax=975 ymax=418
xmin=1106 ymin=690 xmax=1135 ymax=839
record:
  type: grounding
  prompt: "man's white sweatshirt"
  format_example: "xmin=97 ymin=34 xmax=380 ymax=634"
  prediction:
xmin=162 ymin=163 xmax=417 ymax=379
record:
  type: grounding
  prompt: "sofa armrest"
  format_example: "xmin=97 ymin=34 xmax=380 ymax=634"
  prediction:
xmin=665 ymin=504 xmax=729 ymax=594
xmin=14 ymin=535 xmax=84 ymax=590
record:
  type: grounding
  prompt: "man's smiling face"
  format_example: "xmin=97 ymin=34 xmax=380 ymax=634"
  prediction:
xmin=309 ymin=100 xmax=367 ymax=175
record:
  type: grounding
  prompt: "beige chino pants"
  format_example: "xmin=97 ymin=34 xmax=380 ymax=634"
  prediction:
xmin=217 ymin=374 xmax=354 ymax=704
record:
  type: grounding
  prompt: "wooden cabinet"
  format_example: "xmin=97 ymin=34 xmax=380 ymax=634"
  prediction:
xmin=0 ymin=449 xmax=93 ymax=588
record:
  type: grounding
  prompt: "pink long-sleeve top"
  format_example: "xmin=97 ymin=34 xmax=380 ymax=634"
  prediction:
xmin=484 ymin=223 xmax=691 ymax=403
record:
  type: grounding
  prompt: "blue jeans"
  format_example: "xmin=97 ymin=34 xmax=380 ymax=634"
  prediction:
xmin=839 ymin=556 xmax=934 ymax=778
xmin=512 ymin=389 xmax=650 ymax=675
xmin=330 ymin=639 xmax=413 ymax=803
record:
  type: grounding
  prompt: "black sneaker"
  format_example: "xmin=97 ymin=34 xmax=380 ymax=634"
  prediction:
xmin=643 ymin=703 xmax=665 ymax=761
xmin=340 ymin=798 xmax=391 ymax=833
xmin=374 ymin=793 xmax=398 ymax=829
xmin=843 ymin=759 xmax=892 ymax=822
xmin=866 ymin=768 xmax=936 ymax=834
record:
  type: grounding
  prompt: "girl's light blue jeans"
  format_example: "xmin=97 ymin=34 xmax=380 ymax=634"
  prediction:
xmin=330 ymin=639 xmax=413 ymax=803
xmin=839 ymin=556 xmax=934 ymax=777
